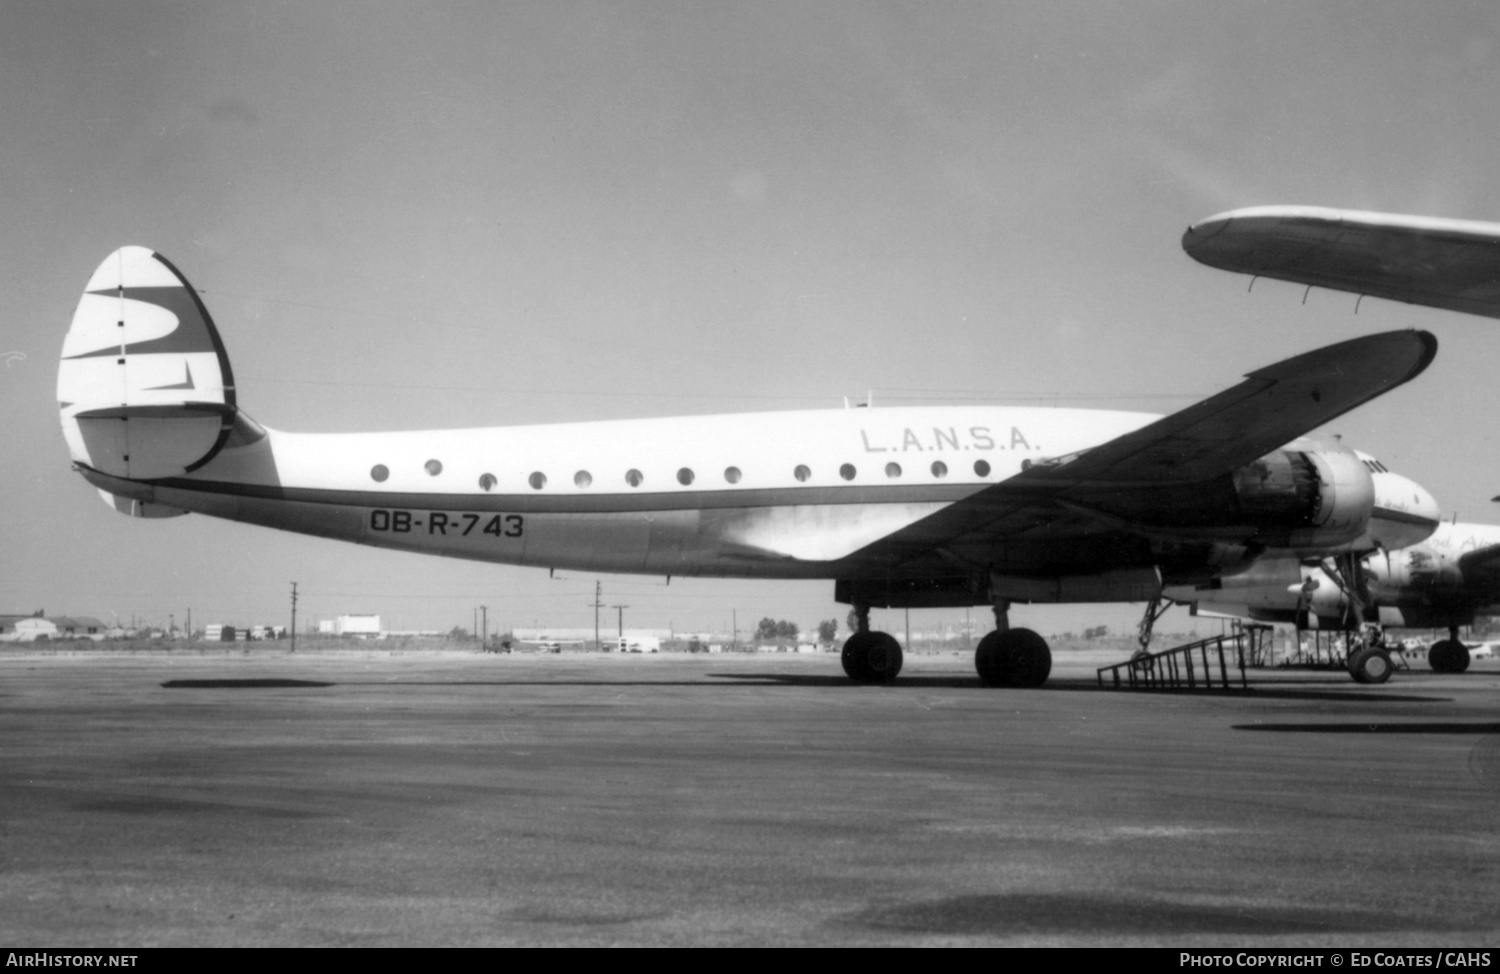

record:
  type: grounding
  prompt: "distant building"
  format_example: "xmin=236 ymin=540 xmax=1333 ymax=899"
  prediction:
xmin=0 ymin=616 xmax=58 ymax=642
xmin=514 ymin=627 xmax=673 ymax=645
xmin=0 ymin=615 xmax=106 ymax=641
xmin=613 ymin=635 xmax=660 ymax=653
xmin=334 ymin=614 xmax=381 ymax=637
xmin=47 ymin=616 xmax=106 ymax=640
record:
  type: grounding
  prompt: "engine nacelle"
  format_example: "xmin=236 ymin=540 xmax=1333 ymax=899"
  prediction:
xmin=1365 ymin=545 xmax=1464 ymax=597
xmin=1230 ymin=440 xmax=1374 ymax=553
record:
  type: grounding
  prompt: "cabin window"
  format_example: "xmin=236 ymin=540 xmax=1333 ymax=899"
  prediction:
xmin=574 ymin=470 xmax=593 ymax=488
xmin=794 ymin=465 xmax=811 ymax=482
xmin=884 ymin=462 xmax=901 ymax=479
xmin=839 ymin=463 xmax=856 ymax=481
xmin=425 ymin=459 xmax=443 ymax=476
xmin=528 ymin=471 xmax=547 ymax=490
xmin=677 ymin=467 xmax=695 ymax=486
xmin=370 ymin=464 xmax=389 ymax=483
xmin=724 ymin=466 xmax=742 ymax=484
xmin=974 ymin=459 xmax=991 ymax=477
xmin=478 ymin=473 xmax=497 ymax=492
xmin=931 ymin=460 xmax=948 ymax=478
xmin=626 ymin=469 xmax=643 ymax=487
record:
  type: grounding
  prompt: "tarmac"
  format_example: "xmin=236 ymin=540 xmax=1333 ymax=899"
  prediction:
xmin=2 ymin=646 xmax=1497 ymax=946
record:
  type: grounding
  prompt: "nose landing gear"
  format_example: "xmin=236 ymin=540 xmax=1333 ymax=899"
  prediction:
xmin=1322 ymin=552 xmax=1394 ymax=685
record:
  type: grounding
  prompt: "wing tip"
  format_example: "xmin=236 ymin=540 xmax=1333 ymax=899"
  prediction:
xmin=1244 ymin=329 xmax=1437 ymax=389
xmin=1412 ymin=328 xmax=1439 ymax=379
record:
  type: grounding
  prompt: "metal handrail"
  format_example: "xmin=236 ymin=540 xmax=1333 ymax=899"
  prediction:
xmin=1096 ymin=633 xmax=1247 ymax=691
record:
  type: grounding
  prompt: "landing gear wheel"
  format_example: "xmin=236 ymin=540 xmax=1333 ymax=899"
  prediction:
xmin=975 ymin=631 xmax=1004 ymax=686
xmin=974 ymin=628 xmax=1052 ymax=688
xmin=841 ymin=631 xmax=903 ymax=683
xmin=1347 ymin=645 xmax=1394 ymax=685
xmin=1428 ymin=639 xmax=1471 ymax=674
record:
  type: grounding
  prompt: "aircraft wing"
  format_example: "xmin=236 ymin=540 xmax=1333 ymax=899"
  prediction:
xmin=854 ymin=330 xmax=1436 ymax=568
xmin=1182 ymin=206 xmax=1500 ymax=319
xmin=1457 ymin=544 xmax=1500 ymax=602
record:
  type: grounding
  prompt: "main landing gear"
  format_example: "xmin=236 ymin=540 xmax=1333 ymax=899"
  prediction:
xmin=974 ymin=599 xmax=1051 ymax=688
xmin=837 ymin=599 xmax=1053 ymax=688
xmin=1428 ymin=627 xmax=1471 ymax=674
xmin=840 ymin=603 xmax=903 ymax=683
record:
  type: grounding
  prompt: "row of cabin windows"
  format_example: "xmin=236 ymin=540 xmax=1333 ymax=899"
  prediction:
xmin=370 ymin=458 xmax=994 ymax=490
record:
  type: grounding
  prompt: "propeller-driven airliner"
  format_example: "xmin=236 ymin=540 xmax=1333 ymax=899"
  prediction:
xmin=58 ymin=245 xmax=1439 ymax=687
xmin=1171 ymin=515 xmax=1500 ymax=676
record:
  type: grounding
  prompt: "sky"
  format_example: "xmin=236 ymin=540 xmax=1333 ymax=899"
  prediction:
xmin=6 ymin=1 xmax=1500 ymax=640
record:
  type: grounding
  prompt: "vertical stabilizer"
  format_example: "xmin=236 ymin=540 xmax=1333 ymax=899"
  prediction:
xmin=58 ymin=247 xmax=236 ymax=490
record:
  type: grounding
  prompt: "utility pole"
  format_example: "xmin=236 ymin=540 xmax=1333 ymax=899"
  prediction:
xmin=588 ymin=580 xmax=605 ymax=651
xmin=480 ymin=604 xmax=488 ymax=652
xmin=290 ymin=582 xmax=298 ymax=653
xmin=612 ymin=604 xmax=629 ymax=638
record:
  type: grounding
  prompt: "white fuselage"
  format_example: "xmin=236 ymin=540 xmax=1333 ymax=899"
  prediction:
xmin=93 ymin=405 xmax=1157 ymax=579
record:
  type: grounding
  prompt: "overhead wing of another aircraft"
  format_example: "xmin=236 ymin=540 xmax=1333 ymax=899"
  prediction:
xmin=1182 ymin=205 xmax=1500 ymax=319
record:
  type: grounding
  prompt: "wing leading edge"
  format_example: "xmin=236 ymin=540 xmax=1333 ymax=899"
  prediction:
xmin=853 ymin=329 xmax=1436 ymax=568
xmin=1183 ymin=205 xmax=1500 ymax=319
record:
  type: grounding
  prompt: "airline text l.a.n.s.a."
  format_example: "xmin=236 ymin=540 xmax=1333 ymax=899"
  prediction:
xmin=858 ymin=425 xmax=1034 ymax=455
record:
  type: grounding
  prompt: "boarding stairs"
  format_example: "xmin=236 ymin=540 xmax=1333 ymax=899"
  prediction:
xmin=1096 ymin=632 xmax=1248 ymax=691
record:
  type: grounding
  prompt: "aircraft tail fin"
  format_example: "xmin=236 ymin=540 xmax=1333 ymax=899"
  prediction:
xmin=58 ymin=247 xmax=239 ymax=513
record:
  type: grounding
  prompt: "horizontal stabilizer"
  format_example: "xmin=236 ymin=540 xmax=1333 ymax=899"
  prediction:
xmin=75 ymin=403 xmax=234 ymax=481
xmin=1183 ymin=205 xmax=1500 ymax=319
xmin=99 ymin=489 xmax=187 ymax=518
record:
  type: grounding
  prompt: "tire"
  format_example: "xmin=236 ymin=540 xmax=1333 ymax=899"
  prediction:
xmin=841 ymin=631 xmax=902 ymax=683
xmin=1428 ymin=639 xmax=1470 ymax=674
xmin=974 ymin=628 xmax=1052 ymax=688
xmin=1348 ymin=646 xmax=1394 ymax=685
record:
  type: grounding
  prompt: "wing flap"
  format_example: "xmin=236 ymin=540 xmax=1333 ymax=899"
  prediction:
xmin=1183 ymin=205 xmax=1500 ymax=319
